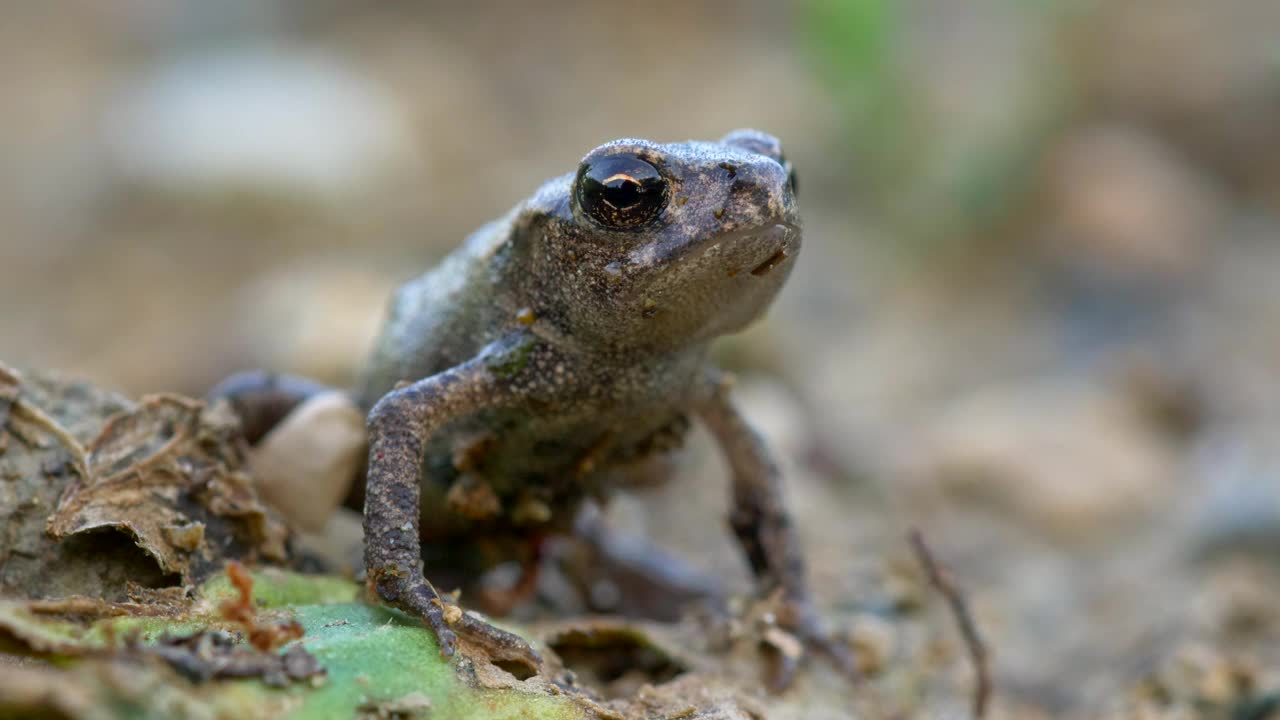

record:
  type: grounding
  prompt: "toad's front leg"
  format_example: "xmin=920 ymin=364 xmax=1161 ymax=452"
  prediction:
xmin=696 ymin=370 xmax=855 ymax=690
xmin=363 ymin=351 xmax=540 ymax=673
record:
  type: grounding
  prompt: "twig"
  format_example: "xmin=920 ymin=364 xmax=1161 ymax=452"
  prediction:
xmin=909 ymin=528 xmax=991 ymax=719
xmin=11 ymin=398 xmax=90 ymax=481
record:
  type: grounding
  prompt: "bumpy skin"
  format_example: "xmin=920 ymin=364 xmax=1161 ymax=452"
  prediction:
xmin=215 ymin=130 xmax=849 ymax=685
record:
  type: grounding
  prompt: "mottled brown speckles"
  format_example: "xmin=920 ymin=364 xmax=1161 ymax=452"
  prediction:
xmin=445 ymin=475 xmax=501 ymax=520
xmin=511 ymin=494 xmax=552 ymax=526
xmin=451 ymin=432 xmax=497 ymax=473
xmin=573 ymin=432 xmax=614 ymax=479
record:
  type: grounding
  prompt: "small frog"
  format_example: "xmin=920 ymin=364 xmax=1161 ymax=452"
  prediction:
xmin=212 ymin=130 xmax=850 ymax=687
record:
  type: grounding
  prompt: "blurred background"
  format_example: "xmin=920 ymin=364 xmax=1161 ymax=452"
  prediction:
xmin=3 ymin=0 xmax=1280 ymax=716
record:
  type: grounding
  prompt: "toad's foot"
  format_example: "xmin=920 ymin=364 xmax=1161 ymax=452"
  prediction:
xmin=755 ymin=593 xmax=857 ymax=693
xmin=362 ymin=361 xmax=540 ymax=676
xmin=453 ymin=609 xmax=543 ymax=673
xmin=368 ymin=569 xmax=541 ymax=675
xmin=696 ymin=376 xmax=856 ymax=691
xmin=790 ymin=604 xmax=857 ymax=688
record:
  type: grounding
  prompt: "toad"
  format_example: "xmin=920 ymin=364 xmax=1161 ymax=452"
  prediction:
xmin=212 ymin=130 xmax=851 ymax=686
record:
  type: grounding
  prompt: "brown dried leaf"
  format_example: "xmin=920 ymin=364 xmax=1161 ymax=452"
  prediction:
xmin=0 ymin=365 xmax=18 ymax=430
xmin=45 ymin=394 xmax=289 ymax=584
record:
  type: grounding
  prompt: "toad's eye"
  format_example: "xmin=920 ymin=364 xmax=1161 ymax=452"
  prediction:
xmin=576 ymin=155 xmax=668 ymax=228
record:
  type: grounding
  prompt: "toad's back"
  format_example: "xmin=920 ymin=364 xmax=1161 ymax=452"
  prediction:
xmin=356 ymin=218 xmax=514 ymax=411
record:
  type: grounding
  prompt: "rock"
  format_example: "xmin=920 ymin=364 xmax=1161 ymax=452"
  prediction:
xmin=248 ymin=391 xmax=365 ymax=533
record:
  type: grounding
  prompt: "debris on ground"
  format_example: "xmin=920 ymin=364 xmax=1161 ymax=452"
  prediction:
xmin=0 ymin=364 xmax=291 ymax=601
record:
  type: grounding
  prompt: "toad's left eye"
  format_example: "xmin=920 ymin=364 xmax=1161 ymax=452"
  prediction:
xmin=576 ymin=155 xmax=668 ymax=228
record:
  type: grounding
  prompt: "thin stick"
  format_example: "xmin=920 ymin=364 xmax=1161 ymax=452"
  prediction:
xmin=909 ymin=528 xmax=991 ymax=719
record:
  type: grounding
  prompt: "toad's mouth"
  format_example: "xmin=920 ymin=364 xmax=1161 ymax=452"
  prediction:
xmin=719 ymin=223 xmax=799 ymax=279
xmin=748 ymin=247 xmax=789 ymax=277
xmin=610 ymin=221 xmax=800 ymax=338
xmin=620 ymin=222 xmax=800 ymax=287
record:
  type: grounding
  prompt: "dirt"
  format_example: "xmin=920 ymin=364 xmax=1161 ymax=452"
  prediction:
xmin=3 ymin=358 xmax=1280 ymax=718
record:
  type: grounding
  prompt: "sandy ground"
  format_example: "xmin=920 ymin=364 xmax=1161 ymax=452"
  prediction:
xmin=3 ymin=2 xmax=1280 ymax=717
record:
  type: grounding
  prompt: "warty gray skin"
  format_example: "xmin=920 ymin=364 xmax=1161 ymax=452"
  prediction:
xmin=212 ymin=130 xmax=851 ymax=688
xmin=357 ymin=133 xmax=798 ymax=526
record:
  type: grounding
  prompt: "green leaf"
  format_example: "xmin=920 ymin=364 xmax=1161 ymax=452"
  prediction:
xmin=0 ymin=570 xmax=595 ymax=720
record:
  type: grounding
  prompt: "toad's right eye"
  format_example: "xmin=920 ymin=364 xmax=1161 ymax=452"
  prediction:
xmin=576 ymin=155 xmax=668 ymax=228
